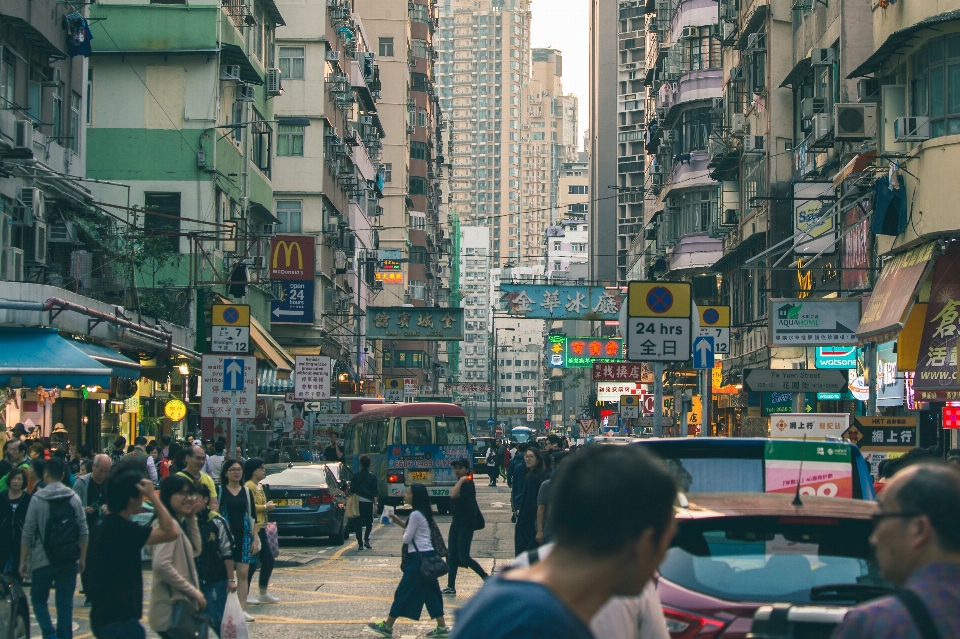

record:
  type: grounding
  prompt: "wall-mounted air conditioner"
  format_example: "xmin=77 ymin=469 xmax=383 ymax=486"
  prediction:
xmin=893 ymin=116 xmax=931 ymax=142
xmin=266 ymin=69 xmax=282 ymax=96
xmin=326 ymin=50 xmax=342 ymax=62
xmin=219 ymin=65 xmax=241 ymax=81
xmin=857 ymin=78 xmax=880 ymax=102
xmin=812 ymin=112 xmax=833 ymax=141
xmin=681 ymin=26 xmax=698 ymax=39
xmin=49 ymin=220 xmax=79 ymax=243
xmin=801 ymin=97 xmax=826 ymax=119
xmin=4 ymin=248 xmax=24 ymax=282
xmin=743 ymin=135 xmax=765 ymax=153
xmin=30 ymin=221 xmax=47 ymax=264
xmin=834 ymin=103 xmax=877 ymax=140
xmin=236 ymin=85 xmax=255 ymax=102
xmin=18 ymin=188 xmax=44 ymax=222
xmin=746 ymin=32 xmax=765 ymax=51
xmin=14 ymin=120 xmax=32 ymax=149
xmin=811 ymin=48 xmax=836 ymax=66
xmin=730 ymin=113 xmax=747 ymax=135
xmin=359 ymin=115 xmax=374 ymax=125
xmin=729 ymin=66 xmax=745 ymax=82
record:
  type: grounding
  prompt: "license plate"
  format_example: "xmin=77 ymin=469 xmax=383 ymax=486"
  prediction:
xmin=274 ymin=498 xmax=301 ymax=507
xmin=411 ymin=471 xmax=429 ymax=481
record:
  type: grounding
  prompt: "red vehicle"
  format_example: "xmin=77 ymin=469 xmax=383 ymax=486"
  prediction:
xmin=658 ymin=493 xmax=892 ymax=639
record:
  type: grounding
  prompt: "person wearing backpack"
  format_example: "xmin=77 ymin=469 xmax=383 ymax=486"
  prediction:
xmin=19 ymin=457 xmax=88 ymax=639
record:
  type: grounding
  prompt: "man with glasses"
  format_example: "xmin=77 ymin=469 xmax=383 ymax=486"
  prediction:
xmin=178 ymin=445 xmax=219 ymax=512
xmin=831 ymin=463 xmax=960 ymax=639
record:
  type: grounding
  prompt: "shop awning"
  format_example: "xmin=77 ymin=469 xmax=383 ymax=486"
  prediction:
xmin=250 ymin=316 xmax=294 ymax=379
xmin=258 ymin=364 xmax=294 ymax=395
xmin=848 ymin=9 xmax=960 ymax=78
xmin=856 ymin=241 xmax=938 ymax=345
xmin=70 ymin=341 xmax=142 ymax=380
xmin=0 ymin=327 xmax=111 ymax=388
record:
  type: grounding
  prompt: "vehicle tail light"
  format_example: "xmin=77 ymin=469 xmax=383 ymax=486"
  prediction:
xmin=662 ymin=606 xmax=726 ymax=639
xmin=306 ymin=492 xmax=335 ymax=505
xmin=387 ymin=473 xmax=404 ymax=483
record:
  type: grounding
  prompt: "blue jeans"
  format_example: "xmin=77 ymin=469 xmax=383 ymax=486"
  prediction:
xmin=202 ymin=581 xmax=228 ymax=637
xmin=93 ymin=619 xmax=146 ymax=639
xmin=31 ymin=563 xmax=78 ymax=639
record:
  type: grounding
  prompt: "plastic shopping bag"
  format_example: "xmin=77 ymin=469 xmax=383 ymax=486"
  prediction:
xmin=265 ymin=521 xmax=280 ymax=559
xmin=221 ymin=592 xmax=249 ymax=639
xmin=380 ymin=505 xmax=395 ymax=525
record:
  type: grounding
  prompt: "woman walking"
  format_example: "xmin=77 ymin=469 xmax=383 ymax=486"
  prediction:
xmin=218 ymin=459 xmax=258 ymax=622
xmin=195 ymin=483 xmax=236 ymax=636
xmin=148 ymin=475 xmax=206 ymax=639
xmin=158 ymin=442 xmax=180 ymax=481
xmin=514 ymin=448 xmax=547 ymax=555
xmin=0 ymin=468 xmax=30 ymax=581
xmin=243 ymin=458 xmax=278 ymax=605
xmin=368 ymin=483 xmax=451 ymax=638
xmin=352 ymin=455 xmax=378 ymax=550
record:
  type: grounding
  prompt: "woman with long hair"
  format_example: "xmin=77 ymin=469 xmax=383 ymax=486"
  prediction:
xmin=514 ymin=448 xmax=547 ymax=555
xmin=218 ymin=458 xmax=258 ymax=622
xmin=148 ymin=475 xmax=205 ymax=639
xmin=368 ymin=483 xmax=450 ymax=638
xmin=242 ymin=458 xmax=278 ymax=605
xmin=158 ymin=442 xmax=181 ymax=481
xmin=0 ymin=467 xmax=31 ymax=581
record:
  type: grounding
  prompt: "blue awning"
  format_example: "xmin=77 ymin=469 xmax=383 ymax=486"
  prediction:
xmin=258 ymin=365 xmax=294 ymax=395
xmin=70 ymin=341 xmax=142 ymax=380
xmin=0 ymin=327 xmax=112 ymax=388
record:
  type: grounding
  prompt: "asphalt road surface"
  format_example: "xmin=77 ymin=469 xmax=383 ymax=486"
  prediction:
xmin=54 ymin=480 xmax=516 ymax=638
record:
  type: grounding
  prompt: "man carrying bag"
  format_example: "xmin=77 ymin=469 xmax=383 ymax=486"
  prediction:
xmin=441 ymin=459 xmax=488 ymax=596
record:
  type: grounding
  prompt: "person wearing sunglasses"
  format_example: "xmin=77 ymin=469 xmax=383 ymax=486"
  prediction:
xmin=831 ymin=463 xmax=960 ymax=639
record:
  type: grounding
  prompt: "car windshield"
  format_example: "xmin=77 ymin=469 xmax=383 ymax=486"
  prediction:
xmin=662 ymin=457 xmax=764 ymax=493
xmin=511 ymin=429 xmax=532 ymax=443
xmin=261 ymin=468 xmax=328 ymax=487
xmin=660 ymin=517 xmax=890 ymax=604
xmin=473 ymin=439 xmax=490 ymax=454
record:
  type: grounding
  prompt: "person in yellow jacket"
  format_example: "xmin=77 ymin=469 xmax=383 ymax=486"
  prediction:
xmin=242 ymin=458 xmax=277 ymax=605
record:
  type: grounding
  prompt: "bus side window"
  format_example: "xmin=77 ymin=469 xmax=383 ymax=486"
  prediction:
xmin=376 ymin=420 xmax=389 ymax=454
xmin=342 ymin=425 xmax=356 ymax=457
xmin=393 ymin=418 xmax=403 ymax=446
xmin=356 ymin=424 xmax=366 ymax=456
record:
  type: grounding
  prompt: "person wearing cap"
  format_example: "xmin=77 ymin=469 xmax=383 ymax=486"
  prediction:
xmin=442 ymin=458 xmax=488 ymax=596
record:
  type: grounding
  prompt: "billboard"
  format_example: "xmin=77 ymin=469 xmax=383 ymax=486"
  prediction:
xmin=794 ymin=182 xmax=836 ymax=255
xmin=547 ymin=335 xmax=624 ymax=368
xmin=270 ymin=235 xmax=315 ymax=281
xmin=499 ymin=285 xmax=623 ymax=320
xmin=366 ymin=307 xmax=465 ymax=341
xmin=770 ymin=299 xmax=860 ymax=345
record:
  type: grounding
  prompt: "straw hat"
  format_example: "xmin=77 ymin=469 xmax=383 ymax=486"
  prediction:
xmin=52 ymin=423 xmax=69 ymax=434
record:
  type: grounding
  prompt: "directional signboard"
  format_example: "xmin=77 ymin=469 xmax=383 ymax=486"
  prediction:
xmin=693 ymin=336 xmax=714 ymax=369
xmin=620 ymin=394 xmax=640 ymax=418
xmin=698 ymin=305 xmax=730 ymax=355
xmin=201 ymin=355 xmax=256 ymax=419
xmin=626 ymin=282 xmax=692 ymax=362
xmin=271 ymin=280 xmax=315 ymax=324
xmin=744 ymin=368 xmax=848 ymax=393
xmin=770 ymin=299 xmax=860 ymax=346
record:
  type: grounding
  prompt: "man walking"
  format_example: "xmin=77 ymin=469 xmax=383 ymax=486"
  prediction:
xmin=178 ymin=444 xmax=218 ymax=512
xmin=443 ymin=459 xmax=488 ymax=596
xmin=831 ymin=463 xmax=960 ymax=639
xmin=73 ymin=454 xmax=110 ymax=604
xmin=485 ymin=445 xmax=499 ymax=487
xmin=20 ymin=458 xmax=88 ymax=639
xmin=324 ymin=431 xmax=344 ymax=462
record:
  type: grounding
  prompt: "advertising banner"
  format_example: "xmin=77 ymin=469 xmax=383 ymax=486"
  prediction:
xmin=547 ymin=335 xmax=624 ymax=368
xmin=765 ymin=440 xmax=853 ymax=498
xmin=499 ymin=285 xmax=623 ymax=320
xmin=857 ymin=241 xmax=937 ymax=343
xmin=913 ymin=243 xmax=960 ymax=391
xmin=770 ymin=299 xmax=860 ymax=345
xmin=366 ymin=307 xmax=465 ymax=341
xmin=270 ymin=280 xmax=315 ymax=324
xmin=591 ymin=362 xmax=654 ymax=382
xmin=269 ymin=235 xmax=315 ymax=281
xmin=842 ymin=199 xmax=871 ymax=291
xmin=769 ymin=413 xmax=850 ymax=439
xmin=794 ymin=182 xmax=836 ymax=255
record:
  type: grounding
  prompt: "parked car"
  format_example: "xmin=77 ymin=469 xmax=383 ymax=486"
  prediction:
xmin=260 ymin=464 xmax=349 ymax=543
xmin=0 ymin=572 xmax=30 ymax=639
xmin=657 ymin=493 xmax=891 ymax=639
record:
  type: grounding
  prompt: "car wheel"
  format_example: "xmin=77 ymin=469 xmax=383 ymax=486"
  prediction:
xmin=12 ymin=612 xmax=28 ymax=639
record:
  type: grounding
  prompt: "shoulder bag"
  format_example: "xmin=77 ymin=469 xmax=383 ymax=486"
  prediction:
xmin=473 ymin=501 xmax=486 ymax=531
xmin=345 ymin=493 xmax=360 ymax=519
xmin=412 ymin=539 xmax=448 ymax=580
xmin=168 ymin=599 xmax=210 ymax=639
xmin=428 ymin=518 xmax=448 ymax=558
xmin=897 ymin=589 xmax=943 ymax=639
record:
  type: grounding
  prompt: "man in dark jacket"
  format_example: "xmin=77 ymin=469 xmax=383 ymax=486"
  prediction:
xmin=443 ymin=459 xmax=488 ymax=596
xmin=351 ymin=455 xmax=379 ymax=550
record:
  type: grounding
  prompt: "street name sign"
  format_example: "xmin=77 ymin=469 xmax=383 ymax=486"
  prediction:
xmin=744 ymin=368 xmax=848 ymax=393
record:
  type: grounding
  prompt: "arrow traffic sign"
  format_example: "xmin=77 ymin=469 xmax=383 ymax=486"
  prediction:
xmin=692 ymin=336 xmax=714 ymax=369
xmin=223 ymin=358 xmax=245 ymax=391
xmin=744 ymin=368 xmax=848 ymax=393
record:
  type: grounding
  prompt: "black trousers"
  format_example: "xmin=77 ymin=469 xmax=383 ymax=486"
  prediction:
xmin=355 ymin=500 xmax=374 ymax=544
xmin=447 ymin=524 xmax=487 ymax=589
xmin=247 ymin=528 xmax=276 ymax=589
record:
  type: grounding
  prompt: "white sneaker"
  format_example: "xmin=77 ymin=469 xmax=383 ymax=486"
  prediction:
xmin=243 ymin=611 xmax=256 ymax=623
xmin=259 ymin=590 xmax=280 ymax=603
xmin=246 ymin=594 xmax=261 ymax=605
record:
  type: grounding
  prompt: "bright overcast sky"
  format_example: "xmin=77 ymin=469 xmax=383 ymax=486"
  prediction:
xmin=530 ymin=0 xmax=590 ymax=151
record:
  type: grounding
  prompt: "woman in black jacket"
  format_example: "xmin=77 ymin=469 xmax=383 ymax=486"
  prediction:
xmin=0 ymin=467 xmax=31 ymax=581
xmin=352 ymin=455 xmax=379 ymax=550
xmin=514 ymin=448 xmax=547 ymax=555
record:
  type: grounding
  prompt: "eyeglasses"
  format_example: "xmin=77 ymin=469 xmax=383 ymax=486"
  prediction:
xmin=227 ymin=467 xmax=243 ymax=472
xmin=192 ymin=455 xmax=206 ymax=460
xmin=871 ymin=511 xmax=922 ymax=525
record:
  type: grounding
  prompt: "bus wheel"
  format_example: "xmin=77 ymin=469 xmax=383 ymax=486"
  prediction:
xmin=435 ymin=497 xmax=450 ymax=515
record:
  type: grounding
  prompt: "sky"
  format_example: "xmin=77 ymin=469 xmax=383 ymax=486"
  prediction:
xmin=530 ymin=0 xmax=591 ymax=151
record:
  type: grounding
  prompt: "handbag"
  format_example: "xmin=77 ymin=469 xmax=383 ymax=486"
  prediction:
xmin=428 ymin=519 xmax=448 ymax=558
xmin=167 ymin=599 xmax=210 ymax=639
xmin=345 ymin=493 xmax=360 ymax=519
xmin=265 ymin=522 xmax=280 ymax=559
xmin=412 ymin=540 xmax=448 ymax=580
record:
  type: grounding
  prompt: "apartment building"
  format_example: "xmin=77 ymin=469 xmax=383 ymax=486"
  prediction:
xmin=270 ymin=0 xmax=385 ymax=392
xmin=437 ymin=0 xmax=531 ymax=267
xmin=494 ymin=317 xmax=546 ymax=427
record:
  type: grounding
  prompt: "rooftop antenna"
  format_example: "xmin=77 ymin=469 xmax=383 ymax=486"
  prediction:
xmin=792 ymin=434 xmax=807 ymax=507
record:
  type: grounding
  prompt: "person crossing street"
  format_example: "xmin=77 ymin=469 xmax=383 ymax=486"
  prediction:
xmin=443 ymin=459 xmax=488 ymax=596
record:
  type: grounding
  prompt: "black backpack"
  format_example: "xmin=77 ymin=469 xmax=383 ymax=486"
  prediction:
xmin=44 ymin=496 xmax=81 ymax=566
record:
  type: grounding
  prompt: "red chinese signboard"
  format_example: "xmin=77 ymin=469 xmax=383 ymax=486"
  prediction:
xmin=592 ymin=362 xmax=654 ymax=382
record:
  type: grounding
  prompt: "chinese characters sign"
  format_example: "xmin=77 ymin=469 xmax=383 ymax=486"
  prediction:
xmin=294 ymin=355 xmax=331 ymax=401
xmin=366 ymin=307 xmax=464 ymax=341
xmin=765 ymin=440 xmax=853 ymax=499
xmin=592 ymin=362 xmax=654 ymax=383
xmin=770 ymin=299 xmax=860 ymax=345
xmin=201 ymin=355 xmax=256 ymax=419
xmin=376 ymin=272 xmax=403 ymax=283
xmin=769 ymin=413 xmax=850 ymax=440
xmin=547 ymin=335 xmax=624 ymax=368
xmin=499 ymin=285 xmax=623 ymax=320
xmin=625 ymin=281 xmax=693 ymax=362
xmin=843 ymin=416 xmax=918 ymax=448
xmin=913 ymin=242 xmax=960 ymax=391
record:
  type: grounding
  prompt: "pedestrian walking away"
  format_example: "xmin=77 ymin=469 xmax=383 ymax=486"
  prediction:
xmin=208 ymin=441 xmax=226 ymax=484
xmin=108 ymin=437 xmax=126 ymax=465
xmin=451 ymin=444 xmax=678 ymax=639
xmin=536 ymin=451 xmax=569 ymax=546
xmin=368 ymin=483 xmax=451 ymax=638
xmin=243 ymin=458 xmax=279 ymax=604
xmin=831 ymin=463 xmax=960 ymax=639
xmin=443 ymin=458 xmax=488 ymax=596
xmin=0 ymin=467 xmax=30 ymax=581
xmin=19 ymin=457 xmax=88 ymax=639
xmin=352 ymin=454 xmax=379 ymax=550
xmin=147 ymin=475 xmax=207 ymax=639
xmin=217 ymin=458 xmax=259 ymax=622
xmin=195 ymin=483 xmax=237 ymax=637
xmin=86 ymin=471 xmax=179 ymax=639
xmin=513 ymin=448 xmax=547 ymax=555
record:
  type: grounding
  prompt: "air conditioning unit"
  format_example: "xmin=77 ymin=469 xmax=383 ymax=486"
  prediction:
xmin=236 ymin=85 xmax=255 ymax=102
xmin=812 ymin=112 xmax=833 ymax=141
xmin=834 ymin=103 xmax=877 ymax=140
xmin=893 ymin=116 xmax=931 ymax=142
xmin=406 ymin=124 xmax=415 ymax=134
xmin=359 ymin=115 xmax=374 ymax=125
xmin=811 ymin=48 xmax=836 ymax=66
xmin=4 ymin=248 xmax=24 ymax=282
xmin=18 ymin=188 xmax=44 ymax=222
xmin=681 ymin=26 xmax=698 ymax=39
xmin=729 ymin=66 xmax=745 ymax=82
xmin=324 ymin=215 xmax=340 ymax=234
xmin=219 ymin=65 xmax=241 ymax=81
xmin=649 ymin=164 xmax=664 ymax=175
xmin=720 ymin=208 xmax=738 ymax=226
xmin=711 ymin=97 xmax=724 ymax=111
xmin=262 ymin=223 xmax=278 ymax=235
xmin=30 ymin=221 xmax=47 ymax=264
xmin=730 ymin=113 xmax=747 ymax=135
xmin=722 ymin=21 xmax=736 ymax=41
xmin=663 ymin=129 xmax=676 ymax=143
xmin=743 ymin=135 xmax=765 ymax=153
xmin=801 ymin=97 xmax=827 ymax=119
xmin=326 ymin=50 xmax=342 ymax=62
xmin=49 ymin=220 xmax=79 ymax=243
xmin=644 ymin=225 xmax=658 ymax=240
xmin=857 ymin=78 xmax=881 ymax=103
xmin=266 ymin=68 xmax=282 ymax=96
xmin=746 ymin=32 xmax=765 ymax=51
xmin=14 ymin=120 xmax=32 ymax=149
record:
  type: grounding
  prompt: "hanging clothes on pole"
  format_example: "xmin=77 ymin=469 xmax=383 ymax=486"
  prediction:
xmin=64 ymin=14 xmax=94 ymax=58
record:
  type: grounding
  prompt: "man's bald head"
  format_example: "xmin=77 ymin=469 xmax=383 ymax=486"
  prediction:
xmin=91 ymin=454 xmax=111 ymax=482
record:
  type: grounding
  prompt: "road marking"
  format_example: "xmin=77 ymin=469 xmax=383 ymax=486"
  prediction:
xmin=489 ymin=502 xmax=508 ymax=508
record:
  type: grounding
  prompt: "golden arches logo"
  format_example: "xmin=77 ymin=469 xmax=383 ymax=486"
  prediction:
xmin=273 ymin=241 xmax=304 ymax=270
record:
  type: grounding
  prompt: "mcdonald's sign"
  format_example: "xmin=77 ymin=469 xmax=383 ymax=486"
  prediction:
xmin=270 ymin=235 xmax=314 ymax=281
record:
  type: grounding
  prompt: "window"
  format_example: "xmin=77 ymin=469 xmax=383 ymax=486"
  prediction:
xmin=143 ymin=192 xmax=181 ymax=252
xmin=568 ymin=203 xmax=588 ymax=213
xmin=409 ymin=3 xmax=431 ymax=23
xmin=686 ymin=26 xmax=722 ymax=71
xmin=680 ymin=107 xmax=712 ymax=153
xmin=85 ymin=68 xmax=92 ymax=126
xmin=251 ymin=111 xmax=272 ymax=175
xmin=553 ymin=241 xmax=561 ymax=251
xmin=232 ymin=100 xmax=244 ymax=143
xmin=379 ymin=37 xmax=395 ymax=57
xmin=405 ymin=419 xmax=432 ymax=446
xmin=910 ymin=35 xmax=960 ymax=137
xmin=53 ymin=70 xmax=64 ymax=139
xmin=409 ymin=213 xmax=426 ymax=230
xmin=277 ymin=124 xmax=304 ymax=156
xmin=383 ymin=163 xmax=392 ymax=182
xmin=276 ymin=200 xmax=302 ymax=233
xmin=409 ymin=280 xmax=426 ymax=299
xmin=0 ymin=48 xmax=14 ymax=107
xmin=278 ymin=46 xmax=304 ymax=79
xmin=410 ymin=141 xmax=428 ymax=160
xmin=411 ymin=39 xmax=428 ymax=59
xmin=409 ymin=176 xmax=428 ymax=195
xmin=568 ymin=185 xmax=588 ymax=194
xmin=69 ymin=92 xmax=81 ymax=152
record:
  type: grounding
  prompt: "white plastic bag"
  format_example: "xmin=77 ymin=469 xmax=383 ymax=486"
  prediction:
xmin=221 ymin=592 xmax=249 ymax=639
xmin=381 ymin=505 xmax=395 ymax=525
